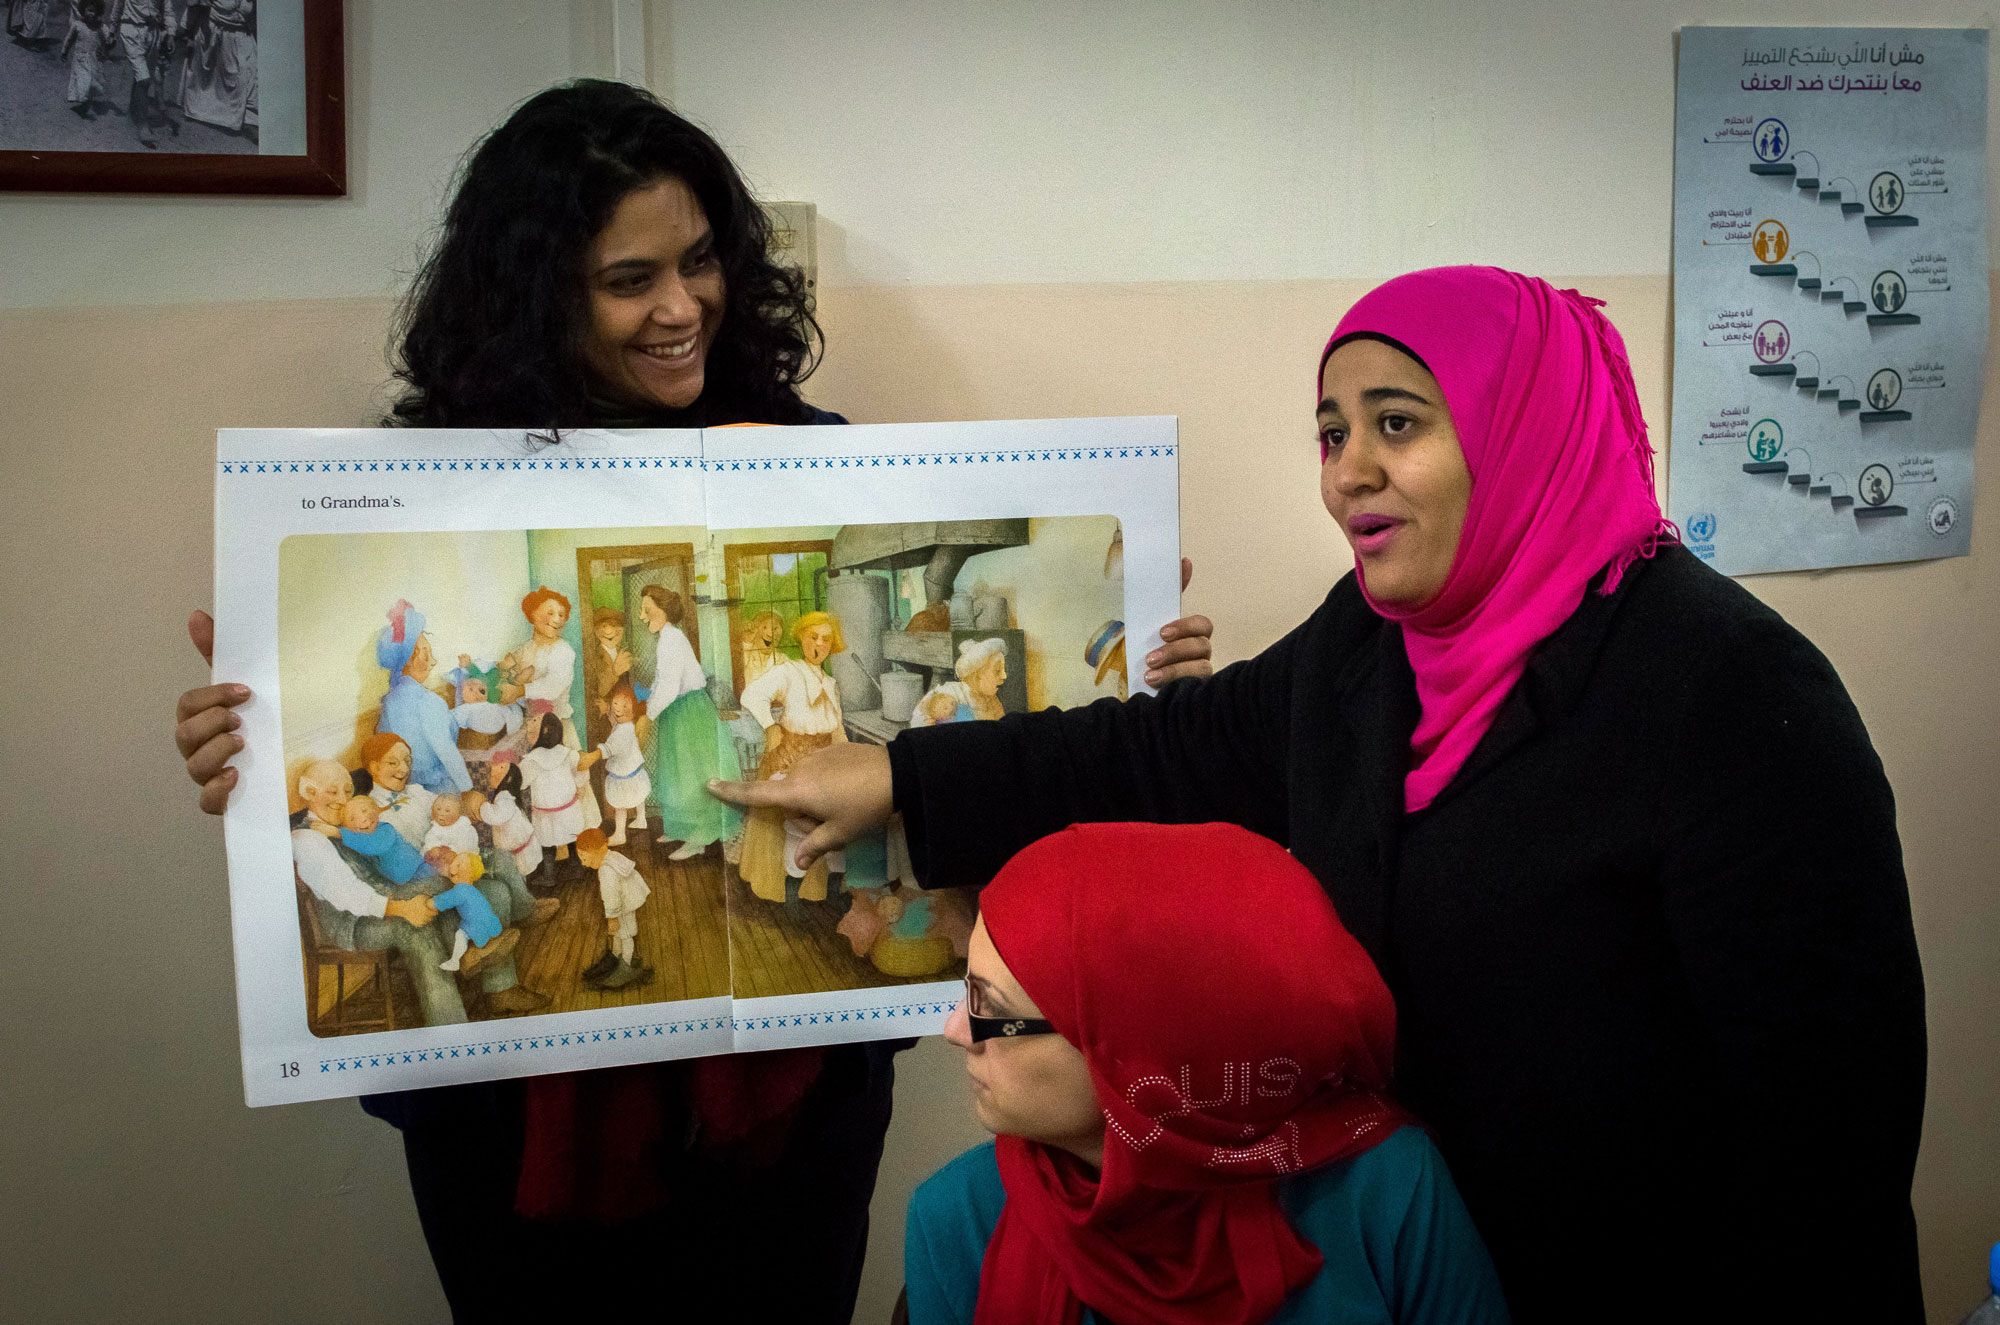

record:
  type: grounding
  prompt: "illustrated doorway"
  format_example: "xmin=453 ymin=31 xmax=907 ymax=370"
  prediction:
xmin=574 ymin=542 xmax=698 ymax=754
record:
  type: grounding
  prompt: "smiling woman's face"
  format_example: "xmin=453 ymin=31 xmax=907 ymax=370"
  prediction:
xmin=530 ymin=598 xmax=569 ymax=640
xmin=1317 ymin=338 xmax=1473 ymax=610
xmin=367 ymin=740 xmax=413 ymax=793
xmin=581 ymin=176 xmax=726 ymax=412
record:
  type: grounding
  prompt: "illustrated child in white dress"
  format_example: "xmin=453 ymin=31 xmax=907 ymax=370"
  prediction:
xmin=600 ymin=679 xmax=652 ymax=846
xmin=423 ymin=791 xmax=482 ymax=856
xmin=479 ymin=755 xmax=543 ymax=880
xmin=521 ymin=712 xmax=601 ymax=871
xmin=737 ymin=609 xmax=785 ymax=690
xmin=574 ymin=828 xmax=652 ymax=991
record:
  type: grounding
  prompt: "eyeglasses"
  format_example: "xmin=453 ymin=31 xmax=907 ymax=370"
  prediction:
xmin=963 ymin=974 xmax=1056 ymax=1043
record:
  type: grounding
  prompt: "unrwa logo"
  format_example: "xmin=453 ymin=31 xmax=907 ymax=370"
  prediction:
xmin=1686 ymin=511 xmax=1717 ymax=543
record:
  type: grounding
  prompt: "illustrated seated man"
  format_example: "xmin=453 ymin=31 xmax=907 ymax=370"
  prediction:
xmin=291 ymin=758 xmax=477 ymax=1029
xmin=358 ymin=732 xmax=558 ymax=1009
xmin=288 ymin=735 xmax=557 ymax=1027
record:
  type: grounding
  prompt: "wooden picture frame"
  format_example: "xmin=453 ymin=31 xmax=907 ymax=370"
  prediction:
xmin=0 ymin=0 xmax=345 ymax=196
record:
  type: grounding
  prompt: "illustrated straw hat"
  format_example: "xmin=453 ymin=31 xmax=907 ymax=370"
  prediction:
xmin=1085 ymin=619 xmax=1126 ymax=686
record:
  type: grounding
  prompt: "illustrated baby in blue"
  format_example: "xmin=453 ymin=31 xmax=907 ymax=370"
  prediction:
xmin=340 ymin=795 xmax=430 ymax=884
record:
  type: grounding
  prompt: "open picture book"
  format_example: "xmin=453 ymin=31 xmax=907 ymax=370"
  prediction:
xmin=213 ymin=418 xmax=1179 ymax=1105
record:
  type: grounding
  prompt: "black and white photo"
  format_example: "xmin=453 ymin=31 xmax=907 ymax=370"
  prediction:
xmin=0 ymin=0 xmax=341 ymax=194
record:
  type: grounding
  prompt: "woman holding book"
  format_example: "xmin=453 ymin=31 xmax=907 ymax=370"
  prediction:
xmin=170 ymin=80 xmax=1213 ymax=1320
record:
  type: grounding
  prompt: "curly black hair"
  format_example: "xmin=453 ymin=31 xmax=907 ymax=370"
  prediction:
xmin=390 ymin=80 xmax=821 ymax=430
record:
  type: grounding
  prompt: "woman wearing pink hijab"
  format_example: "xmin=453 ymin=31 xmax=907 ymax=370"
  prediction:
xmin=719 ymin=266 xmax=1926 ymax=1319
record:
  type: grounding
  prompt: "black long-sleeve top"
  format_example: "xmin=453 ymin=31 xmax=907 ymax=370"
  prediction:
xmin=889 ymin=544 xmax=1926 ymax=1321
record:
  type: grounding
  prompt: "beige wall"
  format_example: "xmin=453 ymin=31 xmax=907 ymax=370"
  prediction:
xmin=4 ymin=275 xmax=1996 ymax=1320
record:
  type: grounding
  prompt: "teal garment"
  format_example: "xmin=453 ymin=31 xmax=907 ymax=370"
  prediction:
xmin=843 ymin=830 xmax=892 ymax=887
xmin=432 ymin=883 xmax=502 ymax=947
xmin=650 ymin=687 xmax=741 ymax=846
xmin=904 ymin=1127 xmax=1510 ymax=1325
xmin=889 ymin=892 xmax=935 ymax=939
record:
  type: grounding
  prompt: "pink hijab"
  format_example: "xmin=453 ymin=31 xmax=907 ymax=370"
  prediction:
xmin=1320 ymin=266 xmax=1673 ymax=812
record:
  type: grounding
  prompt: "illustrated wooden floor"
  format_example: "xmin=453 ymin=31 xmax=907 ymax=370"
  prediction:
xmin=722 ymin=866 xmax=964 ymax=1000
xmin=313 ymin=831 xmax=961 ymax=1034
xmin=509 ymin=832 xmax=732 ymax=1012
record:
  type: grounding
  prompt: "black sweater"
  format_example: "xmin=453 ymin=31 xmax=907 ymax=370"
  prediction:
xmin=890 ymin=545 xmax=1925 ymax=1321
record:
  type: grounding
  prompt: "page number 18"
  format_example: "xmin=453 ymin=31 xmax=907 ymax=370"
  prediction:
xmin=280 ymin=1061 xmax=300 ymax=1079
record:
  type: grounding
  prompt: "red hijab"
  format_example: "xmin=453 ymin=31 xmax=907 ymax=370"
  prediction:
xmin=1321 ymin=267 xmax=1674 ymax=811
xmin=974 ymin=823 xmax=1407 ymax=1325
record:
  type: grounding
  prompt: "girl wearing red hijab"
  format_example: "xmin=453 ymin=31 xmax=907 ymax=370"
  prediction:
xmin=719 ymin=266 xmax=1926 ymax=1319
xmin=905 ymin=822 xmax=1508 ymax=1324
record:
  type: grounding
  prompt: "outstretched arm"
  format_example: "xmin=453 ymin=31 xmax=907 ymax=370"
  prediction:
xmin=891 ymin=624 xmax=1295 ymax=888
xmin=713 ymin=618 xmax=1301 ymax=885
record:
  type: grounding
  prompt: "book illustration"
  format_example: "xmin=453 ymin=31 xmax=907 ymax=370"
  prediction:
xmin=217 ymin=419 xmax=1179 ymax=1103
xmin=278 ymin=516 xmax=1125 ymax=1037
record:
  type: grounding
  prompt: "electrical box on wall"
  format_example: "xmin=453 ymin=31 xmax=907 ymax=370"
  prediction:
xmin=763 ymin=201 xmax=818 ymax=301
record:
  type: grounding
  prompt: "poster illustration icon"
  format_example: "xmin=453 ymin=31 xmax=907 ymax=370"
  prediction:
xmin=1859 ymin=463 xmax=1895 ymax=506
xmin=1686 ymin=511 xmax=1718 ymax=542
xmin=1866 ymin=369 xmax=1903 ymax=411
xmin=1927 ymin=496 xmax=1958 ymax=535
xmin=1747 ymin=418 xmax=1784 ymax=462
xmin=1752 ymin=220 xmax=1790 ymax=263
xmin=1869 ymin=171 xmax=1905 ymax=214
xmin=1871 ymin=271 xmax=1908 ymax=314
xmin=1752 ymin=321 xmax=1790 ymax=363
xmin=1754 ymin=118 xmax=1789 ymax=162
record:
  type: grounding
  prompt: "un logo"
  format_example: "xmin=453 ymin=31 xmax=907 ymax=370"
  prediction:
xmin=1686 ymin=512 xmax=1717 ymax=543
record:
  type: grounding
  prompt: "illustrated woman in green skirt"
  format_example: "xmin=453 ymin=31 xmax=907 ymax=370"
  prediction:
xmin=635 ymin=584 xmax=741 ymax=860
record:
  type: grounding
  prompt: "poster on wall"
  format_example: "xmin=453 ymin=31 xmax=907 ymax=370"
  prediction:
xmin=212 ymin=420 xmax=1179 ymax=1106
xmin=1668 ymin=26 xmax=1987 ymax=575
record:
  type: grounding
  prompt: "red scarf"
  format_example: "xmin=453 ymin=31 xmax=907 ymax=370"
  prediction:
xmin=974 ymin=824 xmax=1407 ymax=1325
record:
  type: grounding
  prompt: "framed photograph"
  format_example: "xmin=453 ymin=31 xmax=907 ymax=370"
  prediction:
xmin=0 ymin=0 xmax=344 ymax=195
